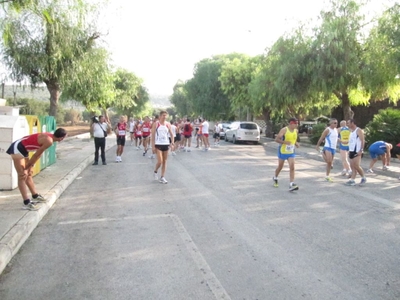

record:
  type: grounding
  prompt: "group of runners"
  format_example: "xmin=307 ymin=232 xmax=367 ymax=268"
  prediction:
xmin=274 ymin=118 xmax=400 ymax=191
xmin=8 ymin=112 xmax=399 ymax=211
xmin=108 ymin=113 xmax=222 ymax=185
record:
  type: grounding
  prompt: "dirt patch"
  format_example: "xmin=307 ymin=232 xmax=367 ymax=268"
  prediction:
xmin=60 ymin=123 xmax=90 ymax=137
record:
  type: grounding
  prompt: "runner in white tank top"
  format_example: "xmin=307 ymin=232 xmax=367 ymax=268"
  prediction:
xmin=346 ymin=119 xmax=366 ymax=186
xmin=315 ymin=118 xmax=339 ymax=182
xmin=151 ymin=111 xmax=174 ymax=184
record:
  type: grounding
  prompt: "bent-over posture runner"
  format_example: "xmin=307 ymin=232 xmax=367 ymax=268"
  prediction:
xmin=6 ymin=128 xmax=67 ymax=210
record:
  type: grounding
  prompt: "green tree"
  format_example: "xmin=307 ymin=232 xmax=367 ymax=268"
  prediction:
xmin=113 ymin=69 xmax=149 ymax=117
xmin=310 ymin=0 xmax=370 ymax=120
xmin=1 ymin=0 xmax=102 ymax=116
xmin=185 ymin=57 xmax=231 ymax=120
xmin=61 ymin=48 xmax=115 ymax=119
xmin=362 ymin=3 xmax=400 ymax=102
xmin=170 ymin=80 xmax=192 ymax=117
xmin=219 ymin=54 xmax=261 ymax=120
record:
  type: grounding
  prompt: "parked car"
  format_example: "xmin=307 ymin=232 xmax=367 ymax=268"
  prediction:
xmin=225 ymin=121 xmax=260 ymax=144
xmin=218 ymin=123 xmax=231 ymax=138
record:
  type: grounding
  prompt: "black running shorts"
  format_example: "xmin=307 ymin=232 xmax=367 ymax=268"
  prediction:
xmin=155 ymin=145 xmax=169 ymax=152
xmin=117 ymin=136 xmax=126 ymax=146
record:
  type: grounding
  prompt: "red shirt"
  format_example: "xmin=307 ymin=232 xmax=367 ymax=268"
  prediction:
xmin=142 ymin=122 xmax=151 ymax=136
xmin=20 ymin=133 xmax=54 ymax=152
xmin=116 ymin=123 xmax=127 ymax=137
xmin=183 ymin=122 xmax=192 ymax=135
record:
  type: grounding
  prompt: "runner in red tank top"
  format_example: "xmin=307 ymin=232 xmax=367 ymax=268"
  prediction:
xmin=141 ymin=116 xmax=152 ymax=156
xmin=6 ymin=128 xmax=67 ymax=210
xmin=114 ymin=115 xmax=127 ymax=162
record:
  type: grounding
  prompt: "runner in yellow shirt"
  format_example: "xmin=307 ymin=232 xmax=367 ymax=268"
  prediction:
xmin=273 ymin=118 xmax=300 ymax=191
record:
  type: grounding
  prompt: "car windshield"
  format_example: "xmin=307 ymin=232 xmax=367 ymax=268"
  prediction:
xmin=240 ymin=123 xmax=258 ymax=130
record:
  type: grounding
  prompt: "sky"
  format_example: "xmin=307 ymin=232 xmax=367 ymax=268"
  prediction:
xmin=100 ymin=0 xmax=394 ymax=96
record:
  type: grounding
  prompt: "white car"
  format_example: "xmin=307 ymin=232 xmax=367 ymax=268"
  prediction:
xmin=217 ymin=123 xmax=231 ymax=138
xmin=224 ymin=121 xmax=260 ymax=144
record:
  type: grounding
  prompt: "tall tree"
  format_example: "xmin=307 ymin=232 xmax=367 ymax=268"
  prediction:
xmin=185 ymin=57 xmax=231 ymax=120
xmin=60 ymin=48 xmax=115 ymax=119
xmin=112 ymin=68 xmax=150 ymax=118
xmin=1 ymin=0 xmax=102 ymax=116
xmin=219 ymin=54 xmax=261 ymax=120
xmin=362 ymin=3 xmax=400 ymax=102
xmin=170 ymin=80 xmax=192 ymax=117
xmin=310 ymin=0 xmax=369 ymax=120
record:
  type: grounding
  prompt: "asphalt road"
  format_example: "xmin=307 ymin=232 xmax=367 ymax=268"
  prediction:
xmin=1 ymin=140 xmax=400 ymax=300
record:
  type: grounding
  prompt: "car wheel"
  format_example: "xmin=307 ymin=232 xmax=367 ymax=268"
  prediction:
xmin=225 ymin=135 xmax=228 ymax=142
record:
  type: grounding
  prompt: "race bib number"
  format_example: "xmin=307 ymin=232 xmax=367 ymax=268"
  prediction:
xmin=118 ymin=130 xmax=126 ymax=136
xmin=285 ymin=145 xmax=294 ymax=153
xmin=143 ymin=128 xmax=149 ymax=132
xmin=137 ymin=130 xmax=142 ymax=135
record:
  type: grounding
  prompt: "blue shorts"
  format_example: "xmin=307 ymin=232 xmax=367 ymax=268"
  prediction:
xmin=278 ymin=149 xmax=295 ymax=160
xmin=339 ymin=144 xmax=349 ymax=151
xmin=369 ymin=148 xmax=385 ymax=159
xmin=323 ymin=147 xmax=336 ymax=155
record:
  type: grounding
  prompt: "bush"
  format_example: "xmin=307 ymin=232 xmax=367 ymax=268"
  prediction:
xmin=8 ymin=98 xmax=49 ymax=116
xmin=365 ymin=108 xmax=400 ymax=148
xmin=309 ymin=123 xmax=327 ymax=145
xmin=64 ymin=108 xmax=81 ymax=125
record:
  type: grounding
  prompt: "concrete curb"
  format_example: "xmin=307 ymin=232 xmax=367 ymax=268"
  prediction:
xmin=0 ymin=137 xmax=116 ymax=275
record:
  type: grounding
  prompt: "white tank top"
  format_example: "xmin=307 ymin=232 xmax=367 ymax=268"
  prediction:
xmin=324 ymin=127 xmax=338 ymax=149
xmin=155 ymin=123 xmax=170 ymax=145
xmin=349 ymin=127 xmax=362 ymax=152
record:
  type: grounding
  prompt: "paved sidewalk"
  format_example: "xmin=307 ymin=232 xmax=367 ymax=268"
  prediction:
xmin=0 ymin=133 xmax=116 ymax=274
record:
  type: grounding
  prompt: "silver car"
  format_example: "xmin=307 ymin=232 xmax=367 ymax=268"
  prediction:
xmin=225 ymin=121 xmax=260 ymax=144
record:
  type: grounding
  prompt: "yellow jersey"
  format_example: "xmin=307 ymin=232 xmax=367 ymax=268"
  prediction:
xmin=280 ymin=127 xmax=297 ymax=154
xmin=339 ymin=126 xmax=350 ymax=146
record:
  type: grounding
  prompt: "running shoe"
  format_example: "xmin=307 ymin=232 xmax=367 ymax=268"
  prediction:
xmin=366 ymin=169 xmax=374 ymax=173
xmin=187 ymin=149 xmax=191 ymax=152
xmin=159 ymin=177 xmax=168 ymax=184
xmin=119 ymin=156 xmax=122 ymax=162
xmin=143 ymin=152 xmax=146 ymax=156
xmin=340 ymin=169 xmax=347 ymax=176
xmin=137 ymin=147 xmax=139 ymax=150
xmin=273 ymin=177 xmax=278 ymax=187
xmin=359 ymin=177 xmax=367 ymax=186
xmin=345 ymin=179 xmax=356 ymax=186
xmin=102 ymin=161 xmax=107 ymax=165
xmin=154 ymin=173 xmax=158 ymax=180
xmin=383 ymin=165 xmax=389 ymax=171
xmin=325 ymin=177 xmax=333 ymax=182
xmin=32 ymin=194 xmax=46 ymax=202
xmin=22 ymin=202 xmax=39 ymax=211
xmin=289 ymin=183 xmax=299 ymax=191
xmin=115 ymin=156 xmax=119 ymax=162
xmin=172 ymin=152 xmax=176 ymax=156
xmin=92 ymin=161 xmax=98 ymax=165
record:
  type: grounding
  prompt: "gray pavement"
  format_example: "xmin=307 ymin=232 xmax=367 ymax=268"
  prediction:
xmin=0 ymin=136 xmax=400 ymax=299
xmin=0 ymin=133 xmax=116 ymax=275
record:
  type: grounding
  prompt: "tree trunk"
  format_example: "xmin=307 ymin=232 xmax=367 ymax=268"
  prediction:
xmin=341 ymin=92 xmax=354 ymax=121
xmin=46 ymin=80 xmax=61 ymax=116
xmin=102 ymin=108 xmax=110 ymax=123
xmin=262 ymin=108 xmax=273 ymax=138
